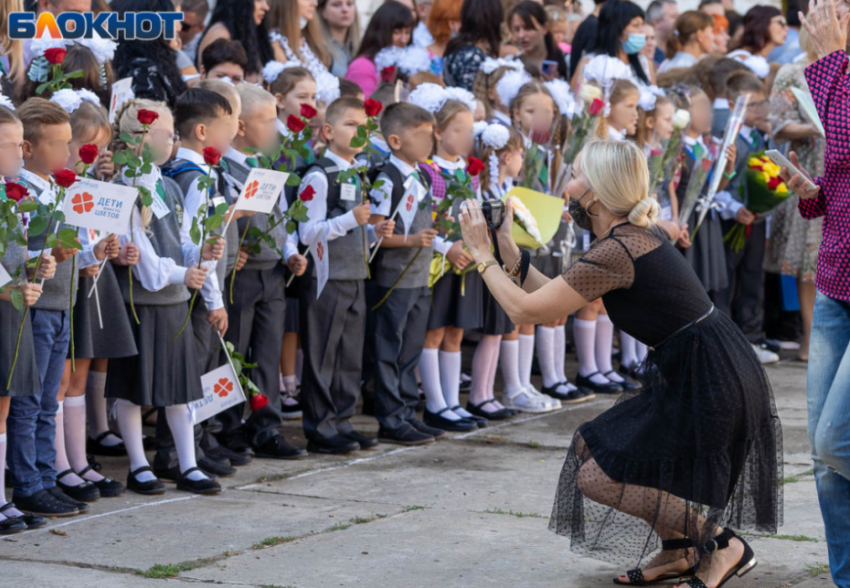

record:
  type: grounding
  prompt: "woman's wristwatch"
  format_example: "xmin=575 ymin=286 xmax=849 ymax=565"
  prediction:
xmin=478 ymin=260 xmax=499 ymax=275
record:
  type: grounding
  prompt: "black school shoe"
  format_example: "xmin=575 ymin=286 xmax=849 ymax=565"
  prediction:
xmin=0 ymin=516 xmax=25 ymax=535
xmin=56 ymin=470 xmax=101 ymax=502
xmin=459 ymin=372 xmax=472 ymax=392
xmin=0 ymin=503 xmax=46 ymax=529
xmin=255 ymin=436 xmax=307 ymax=460
xmin=78 ymin=465 xmax=125 ymax=498
xmin=216 ymin=428 xmax=255 ymax=455
xmin=47 ymin=486 xmax=91 ymax=514
xmin=449 ymin=405 xmax=487 ymax=428
xmin=378 ymin=423 xmax=434 ymax=446
xmin=575 ymin=372 xmax=623 ymax=395
xmin=205 ymin=443 xmax=253 ymax=466
xmin=423 ymin=408 xmax=477 ymax=432
xmin=466 ymin=399 xmax=513 ymax=421
xmin=340 ymin=431 xmax=380 ymax=450
xmin=127 ymin=466 xmax=166 ymax=495
xmin=86 ymin=431 xmax=127 ymax=457
xmin=176 ymin=468 xmax=221 ymax=495
xmin=154 ymin=463 xmax=218 ymax=482
xmin=14 ymin=489 xmax=78 ymax=517
xmin=406 ymin=418 xmax=446 ymax=439
xmin=605 ymin=370 xmax=642 ymax=392
xmin=306 ymin=435 xmax=360 ymax=454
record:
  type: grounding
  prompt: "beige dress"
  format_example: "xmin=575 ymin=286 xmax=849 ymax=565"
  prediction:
xmin=764 ymin=61 xmax=824 ymax=282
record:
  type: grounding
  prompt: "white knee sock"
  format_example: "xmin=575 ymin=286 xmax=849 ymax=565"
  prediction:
xmin=295 ymin=349 xmax=303 ymax=384
xmin=518 ymin=333 xmax=535 ymax=389
xmin=0 ymin=433 xmax=24 ymax=518
xmin=283 ymin=375 xmax=298 ymax=396
xmin=420 ymin=348 xmax=459 ymax=420
xmin=499 ymin=339 xmax=523 ymax=394
xmin=86 ymin=370 xmax=122 ymax=446
xmin=597 ymin=315 xmax=624 ymax=383
xmin=116 ymin=399 xmax=156 ymax=482
xmin=575 ymin=319 xmax=610 ymax=385
xmin=536 ymin=327 xmax=560 ymax=388
xmin=165 ymin=405 xmax=208 ymax=481
xmin=440 ymin=350 xmax=469 ymax=417
xmin=484 ymin=335 xmax=501 ymax=399
xmin=553 ymin=325 xmax=568 ymax=383
xmin=619 ymin=330 xmax=638 ymax=372
xmin=55 ymin=401 xmax=86 ymax=486
xmin=64 ymin=395 xmax=104 ymax=482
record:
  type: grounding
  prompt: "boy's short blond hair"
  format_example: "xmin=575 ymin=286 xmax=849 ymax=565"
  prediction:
xmin=195 ymin=79 xmax=242 ymax=116
xmin=17 ymin=97 xmax=71 ymax=144
xmin=236 ymin=83 xmax=275 ymax=119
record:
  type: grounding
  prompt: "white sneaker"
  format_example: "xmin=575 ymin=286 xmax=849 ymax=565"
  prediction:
xmin=751 ymin=343 xmax=779 ymax=365
xmin=525 ymin=383 xmax=561 ymax=409
xmin=502 ymin=387 xmax=556 ymax=413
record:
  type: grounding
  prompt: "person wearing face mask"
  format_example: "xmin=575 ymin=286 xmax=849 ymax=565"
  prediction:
xmin=459 ymin=139 xmax=782 ymax=588
xmin=572 ymin=0 xmax=653 ymax=89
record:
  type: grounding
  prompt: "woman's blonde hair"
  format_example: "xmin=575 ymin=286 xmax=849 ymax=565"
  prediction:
xmin=576 ymin=140 xmax=658 ymax=229
xmin=267 ymin=0 xmax=331 ymax=67
xmin=0 ymin=0 xmax=25 ymax=91
xmin=112 ymin=98 xmax=173 ymax=230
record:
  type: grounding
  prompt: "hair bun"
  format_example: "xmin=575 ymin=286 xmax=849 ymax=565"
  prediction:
xmin=628 ymin=197 xmax=659 ymax=229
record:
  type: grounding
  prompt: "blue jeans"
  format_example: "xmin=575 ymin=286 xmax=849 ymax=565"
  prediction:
xmin=808 ymin=292 xmax=850 ymax=587
xmin=7 ymin=309 xmax=70 ymax=498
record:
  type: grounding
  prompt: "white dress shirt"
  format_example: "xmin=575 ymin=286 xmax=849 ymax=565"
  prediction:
xmin=713 ymin=97 xmax=730 ymax=111
xmin=370 ymin=154 xmax=420 ymax=218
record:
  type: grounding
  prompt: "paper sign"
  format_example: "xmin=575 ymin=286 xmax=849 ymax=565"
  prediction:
xmin=149 ymin=192 xmax=171 ymax=219
xmin=192 ymin=363 xmax=246 ymax=424
xmin=397 ymin=179 xmax=425 ymax=240
xmin=340 ymin=183 xmax=357 ymax=202
xmin=62 ymin=178 xmax=137 ymax=234
xmin=0 ymin=264 xmax=12 ymax=289
xmin=504 ymin=187 xmax=565 ymax=250
xmin=790 ymin=87 xmax=825 ymax=138
xmin=232 ymin=168 xmax=290 ymax=214
xmin=109 ymin=77 xmax=134 ymax=123
xmin=309 ymin=226 xmax=329 ymax=299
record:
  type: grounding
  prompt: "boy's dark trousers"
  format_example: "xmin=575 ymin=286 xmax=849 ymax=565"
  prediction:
xmin=722 ymin=219 xmax=767 ymax=343
xmin=218 ymin=266 xmax=287 ymax=448
xmin=373 ymin=286 xmax=431 ymax=431
xmin=299 ymin=278 xmax=366 ymax=442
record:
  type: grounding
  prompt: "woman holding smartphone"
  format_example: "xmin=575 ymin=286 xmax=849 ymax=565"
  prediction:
xmin=508 ymin=1 xmax=568 ymax=80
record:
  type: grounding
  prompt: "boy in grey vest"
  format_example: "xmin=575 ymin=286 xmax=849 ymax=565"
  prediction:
xmin=297 ymin=97 xmax=396 ymax=455
xmin=220 ymin=84 xmax=308 ymax=460
xmin=368 ymin=103 xmax=441 ymax=446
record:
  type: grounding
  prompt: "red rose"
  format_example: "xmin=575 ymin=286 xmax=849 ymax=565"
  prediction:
xmin=300 ymin=103 xmax=318 ymax=119
xmin=588 ymin=98 xmax=605 ymax=116
xmin=52 ymin=168 xmax=77 ymax=188
xmin=466 ymin=157 xmax=485 ymax=177
xmin=530 ymin=129 xmax=551 ymax=145
xmin=137 ymin=109 xmax=159 ymax=126
xmin=299 ymin=185 xmax=315 ymax=202
xmin=44 ymin=47 xmax=66 ymax=65
xmin=650 ymin=149 xmax=663 ymax=157
xmin=250 ymin=394 xmax=269 ymax=411
xmin=4 ymin=182 xmax=28 ymax=202
xmin=79 ymin=144 xmax=99 ymax=165
xmin=767 ymin=176 xmax=781 ymax=190
xmin=203 ymin=147 xmax=222 ymax=166
xmin=364 ymin=99 xmax=383 ymax=118
xmin=286 ymin=114 xmax=306 ymax=134
xmin=380 ymin=66 xmax=396 ymax=83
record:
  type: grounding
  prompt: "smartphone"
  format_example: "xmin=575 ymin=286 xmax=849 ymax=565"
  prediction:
xmin=541 ymin=60 xmax=558 ymax=78
xmin=765 ymin=149 xmax=816 ymax=191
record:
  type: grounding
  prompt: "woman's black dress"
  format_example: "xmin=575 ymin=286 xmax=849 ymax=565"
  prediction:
xmin=549 ymin=224 xmax=782 ymax=571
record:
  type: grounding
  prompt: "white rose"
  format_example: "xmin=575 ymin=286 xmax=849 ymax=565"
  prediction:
xmin=578 ymin=84 xmax=603 ymax=104
xmin=672 ymin=109 xmax=691 ymax=129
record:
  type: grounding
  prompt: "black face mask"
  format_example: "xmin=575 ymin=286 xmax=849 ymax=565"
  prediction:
xmin=569 ymin=189 xmax=595 ymax=231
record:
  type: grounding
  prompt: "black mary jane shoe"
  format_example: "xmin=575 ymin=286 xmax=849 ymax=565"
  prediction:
xmin=678 ymin=530 xmax=757 ymax=588
xmin=450 ymin=405 xmax=487 ymax=428
xmin=86 ymin=431 xmax=127 ymax=457
xmin=604 ymin=370 xmax=642 ymax=392
xmin=613 ymin=538 xmax=696 ymax=585
xmin=77 ymin=465 xmax=126 ymax=498
xmin=466 ymin=398 xmax=513 ymax=421
xmin=56 ymin=470 xmax=100 ymax=502
xmin=126 ymin=466 xmax=166 ymax=496
xmin=575 ymin=372 xmax=624 ymax=395
xmin=176 ymin=467 xmax=222 ymax=495
xmin=0 ymin=503 xmax=47 ymax=530
xmin=423 ymin=408 xmax=477 ymax=432
xmin=0 ymin=515 xmax=25 ymax=535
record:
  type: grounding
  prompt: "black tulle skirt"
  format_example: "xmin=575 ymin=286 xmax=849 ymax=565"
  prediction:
xmin=549 ymin=309 xmax=782 ymax=570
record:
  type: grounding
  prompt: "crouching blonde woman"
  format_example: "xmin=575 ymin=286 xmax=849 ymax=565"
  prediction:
xmin=458 ymin=140 xmax=782 ymax=588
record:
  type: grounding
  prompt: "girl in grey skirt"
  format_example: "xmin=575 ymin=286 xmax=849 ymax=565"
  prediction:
xmin=105 ymin=100 xmax=220 ymax=496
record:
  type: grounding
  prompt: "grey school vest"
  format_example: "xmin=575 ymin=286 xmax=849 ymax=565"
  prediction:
xmin=373 ymin=163 xmax=433 ymax=289
xmin=113 ymin=176 xmax=190 ymax=306
xmin=305 ymin=158 xmax=368 ymax=281
xmin=168 ymin=159 xmax=240 ymax=291
xmin=28 ymin=222 xmax=77 ymax=312
xmin=225 ymin=156 xmax=289 ymax=272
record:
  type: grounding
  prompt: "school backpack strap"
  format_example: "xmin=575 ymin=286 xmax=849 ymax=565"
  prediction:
xmin=160 ymin=159 xmax=206 ymax=180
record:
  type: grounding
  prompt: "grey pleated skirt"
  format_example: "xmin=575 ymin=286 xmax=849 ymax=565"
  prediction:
xmin=73 ymin=265 xmax=138 ymax=359
xmin=0 ymin=301 xmax=39 ymax=398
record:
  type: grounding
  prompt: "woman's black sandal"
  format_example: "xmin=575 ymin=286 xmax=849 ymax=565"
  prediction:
xmin=678 ymin=529 xmax=757 ymax=588
xmin=613 ymin=538 xmax=696 ymax=585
